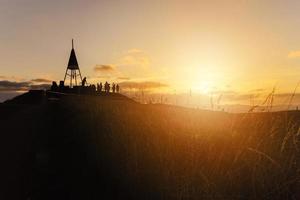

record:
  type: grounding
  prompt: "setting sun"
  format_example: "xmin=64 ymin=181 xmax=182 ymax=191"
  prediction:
xmin=198 ymin=80 xmax=214 ymax=94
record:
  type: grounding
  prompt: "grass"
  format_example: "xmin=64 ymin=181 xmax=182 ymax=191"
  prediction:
xmin=1 ymin=93 xmax=300 ymax=199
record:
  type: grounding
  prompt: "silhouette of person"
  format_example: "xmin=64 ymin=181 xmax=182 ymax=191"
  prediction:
xmin=99 ymin=82 xmax=103 ymax=92
xmin=82 ymin=77 xmax=87 ymax=86
xmin=51 ymin=81 xmax=58 ymax=91
xmin=104 ymin=81 xmax=109 ymax=93
xmin=112 ymin=83 xmax=116 ymax=93
xmin=107 ymin=83 xmax=111 ymax=93
xmin=91 ymin=84 xmax=96 ymax=92
xmin=97 ymin=83 xmax=100 ymax=92
xmin=59 ymin=81 xmax=64 ymax=88
xmin=116 ymin=84 xmax=120 ymax=93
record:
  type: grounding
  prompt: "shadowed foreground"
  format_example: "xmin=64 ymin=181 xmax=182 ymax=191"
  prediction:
xmin=1 ymin=92 xmax=300 ymax=199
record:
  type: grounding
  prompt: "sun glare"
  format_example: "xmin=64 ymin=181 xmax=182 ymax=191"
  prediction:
xmin=187 ymin=65 xmax=222 ymax=95
xmin=199 ymin=80 xmax=213 ymax=94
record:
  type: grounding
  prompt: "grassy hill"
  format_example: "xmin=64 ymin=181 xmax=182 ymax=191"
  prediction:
xmin=0 ymin=91 xmax=300 ymax=200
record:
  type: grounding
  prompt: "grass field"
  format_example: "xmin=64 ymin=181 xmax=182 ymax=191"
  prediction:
xmin=1 ymin=92 xmax=300 ymax=199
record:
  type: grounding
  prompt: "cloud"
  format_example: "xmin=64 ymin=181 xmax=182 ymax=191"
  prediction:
xmin=92 ymin=49 xmax=151 ymax=81
xmin=117 ymin=77 xmax=130 ymax=80
xmin=94 ymin=65 xmax=115 ymax=72
xmin=118 ymin=49 xmax=150 ymax=69
xmin=211 ymin=90 xmax=237 ymax=95
xmin=218 ymin=92 xmax=300 ymax=104
xmin=288 ymin=51 xmax=300 ymax=58
xmin=127 ymin=49 xmax=144 ymax=54
xmin=119 ymin=81 xmax=168 ymax=90
xmin=273 ymin=93 xmax=300 ymax=101
xmin=0 ymin=80 xmax=31 ymax=91
xmin=97 ymin=75 xmax=111 ymax=79
xmin=0 ymin=80 xmax=51 ymax=92
xmin=31 ymin=78 xmax=52 ymax=83
xmin=249 ymin=88 xmax=265 ymax=92
xmin=29 ymin=84 xmax=51 ymax=90
xmin=230 ymin=94 xmax=255 ymax=101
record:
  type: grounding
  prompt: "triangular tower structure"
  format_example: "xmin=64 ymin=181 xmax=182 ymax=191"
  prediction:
xmin=64 ymin=39 xmax=83 ymax=87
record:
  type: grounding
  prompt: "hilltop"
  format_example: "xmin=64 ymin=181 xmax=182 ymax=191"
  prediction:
xmin=0 ymin=91 xmax=300 ymax=200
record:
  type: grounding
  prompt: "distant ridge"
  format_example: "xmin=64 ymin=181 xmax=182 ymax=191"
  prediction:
xmin=4 ymin=89 xmax=135 ymax=105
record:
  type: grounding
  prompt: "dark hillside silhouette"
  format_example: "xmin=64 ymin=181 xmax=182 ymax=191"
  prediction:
xmin=0 ymin=92 xmax=300 ymax=199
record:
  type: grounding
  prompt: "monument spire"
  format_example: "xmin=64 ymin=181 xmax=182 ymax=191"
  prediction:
xmin=63 ymin=39 xmax=83 ymax=87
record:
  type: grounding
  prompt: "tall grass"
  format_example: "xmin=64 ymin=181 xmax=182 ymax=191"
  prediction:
xmin=57 ymin=95 xmax=300 ymax=199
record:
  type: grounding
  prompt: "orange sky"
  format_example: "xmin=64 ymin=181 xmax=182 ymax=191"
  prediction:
xmin=1 ymin=0 xmax=300 ymax=106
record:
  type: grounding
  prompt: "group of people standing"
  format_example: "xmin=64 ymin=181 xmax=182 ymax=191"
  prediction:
xmin=97 ymin=82 xmax=120 ymax=93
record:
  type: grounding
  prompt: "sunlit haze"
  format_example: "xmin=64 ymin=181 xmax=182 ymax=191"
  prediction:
xmin=2 ymin=0 xmax=300 ymax=110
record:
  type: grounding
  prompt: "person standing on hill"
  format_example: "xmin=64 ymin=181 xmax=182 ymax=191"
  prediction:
xmin=112 ymin=83 xmax=116 ymax=93
xmin=107 ymin=83 xmax=111 ymax=93
xmin=116 ymin=84 xmax=120 ymax=93
xmin=91 ymin=84 xmax=96 ymax=92
xmin=96 ymin=83 xmax=100 ymax=92
xmin=99 ymin=82 xmax=103 ymax=92
xmin=104 ymin=82 xmax=108 ymax=93
xmin=82 ymin=77 xmax=87 ymax=86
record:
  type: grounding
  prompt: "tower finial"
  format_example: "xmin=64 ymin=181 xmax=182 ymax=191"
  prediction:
xmin=72 ymin=39 xmax=74 ymax=49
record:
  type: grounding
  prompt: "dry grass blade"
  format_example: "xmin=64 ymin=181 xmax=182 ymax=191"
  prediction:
xmin=247 ymin=147 xmax=282 ymax=169
xmin=287 ymin=81 xmax=300 ymax=110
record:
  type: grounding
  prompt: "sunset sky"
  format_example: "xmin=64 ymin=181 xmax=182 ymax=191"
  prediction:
xmin=2 ymin=0 xmax=300 ymax=106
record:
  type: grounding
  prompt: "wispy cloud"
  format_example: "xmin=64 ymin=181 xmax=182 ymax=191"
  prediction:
xmin=119 ymin=81 xmax=168 ymax=90
xmin=30 ymin=84 xmax=51 ymax=90
xmin=211 ymin=90 xmax=237 ymax=95
xmin=31 ymin=78 xmax=52 ymax=83
xmin=94 ymin=64 xmax=115 ymax=72
xmin=0 ymin=80 xmax=31 ymax=91
xmin=97 ymin=75 xmax=111 ymax=79
xmin=288 ymin=51 xmax=300 ymax=58
xmin=117 ymin=77 xmax=130 ymax=80
xmin=0 ymin=79 xmax=51 ymax=91
xmin=249 ymin=88 xmax=266 ymax=92
xmin=91 ymin=49 xmax=151 ymax=82
xmin=117 ymin=49 xmax=150 ymax=69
